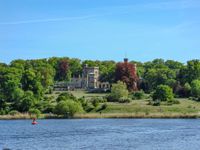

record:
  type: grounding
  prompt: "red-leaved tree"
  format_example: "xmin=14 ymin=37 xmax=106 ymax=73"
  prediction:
xmin=115 ymin=59 xmax=138 ymax=91
xmin=56 ymin=59 xmax=71 ymax=81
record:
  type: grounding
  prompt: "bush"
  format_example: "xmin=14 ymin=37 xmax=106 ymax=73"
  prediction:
xmin=148 ymin=100 xmax=160 ymax=106
xmin=84 ymin=104 xmax=94 ymax=113
xmin=56 ymin=92 xmax=76 ymax=102
xmin=91 ymin=99 xmax=99 ymax=107
xmin=174 ymin=82 xmax=191 ymax=98
xmin=91 ymin=97 xmax=107 ymax=107
xmin=0 ymin=109 xmax=7 ymax=115
xmin=132 ymin=90 xmax=145 ymax=100
xmin=191 ymin=80 xmax=200 ymax=98
xmin=42 ymin=103 xmax=55 ymax=113
xmin=108 ymin=81 xmax=129 ymax=102
xmin=101 ymin=103 xmax=107 ymax=110
xmin=96 ymin=103 xmax=107 ymax=112
xmin=152 ymin=85 xmax=174 ymax=102
xmin=9 ymin=110 xmax=20 ymax=116
xmin=78 ymin=97 xmax=88 ymax=107
xmin=28 ymin=108 xmax=41 ymax=118
xmin=54 ymin=100 xmax=83 ymax=117
xmin=118 ymin=98 xmax=131 ymax=103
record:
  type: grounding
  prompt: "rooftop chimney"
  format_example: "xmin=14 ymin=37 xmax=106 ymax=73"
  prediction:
xmin=124 ymin=58 xmax=128 ymax=63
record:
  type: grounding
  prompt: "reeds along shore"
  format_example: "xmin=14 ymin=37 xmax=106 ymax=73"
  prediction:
xmin=1 ymin=112 xmax=200 ymax=120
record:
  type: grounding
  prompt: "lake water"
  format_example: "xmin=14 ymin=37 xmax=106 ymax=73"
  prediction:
xmin=1 ymin=119 xmax=200 ymax=150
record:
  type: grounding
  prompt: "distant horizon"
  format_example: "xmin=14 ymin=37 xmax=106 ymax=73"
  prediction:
xmin=0 ymin=0 xmax=200 ymax=64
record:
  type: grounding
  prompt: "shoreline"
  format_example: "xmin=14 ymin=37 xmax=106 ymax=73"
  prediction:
xmin=1 ymin=113 xmax=200 ymax=120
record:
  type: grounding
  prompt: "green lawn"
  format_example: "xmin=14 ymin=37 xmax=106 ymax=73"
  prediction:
xmin=100 ymin=99 xmax=200 ymax=114
xmin=48 ymin=90 xmax=200 ymax=118
xmin=52 ymin=90 xmax=108 ymax=99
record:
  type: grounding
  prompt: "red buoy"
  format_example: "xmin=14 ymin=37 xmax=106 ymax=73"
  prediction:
xmin=32 ymin=118 xmax=38 ymax=125
xmin=32 ymin=121 xmax=38 ymax=125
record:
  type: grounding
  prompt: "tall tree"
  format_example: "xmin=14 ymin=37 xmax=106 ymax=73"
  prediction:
xmin=55 ymin=59 xmax=71 ymax=81
xmin=115 ymin=59 xmax=138 ymax=91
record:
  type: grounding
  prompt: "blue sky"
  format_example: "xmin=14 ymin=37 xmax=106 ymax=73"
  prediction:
xmin=0 ymin=0 xmax=200 ymax=63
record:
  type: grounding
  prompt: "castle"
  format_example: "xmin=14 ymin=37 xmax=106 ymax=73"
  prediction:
xmin=54 ymin=64 xmax=110 ymax=91
xmin=54 ymin=58 xmax=137 ymax=91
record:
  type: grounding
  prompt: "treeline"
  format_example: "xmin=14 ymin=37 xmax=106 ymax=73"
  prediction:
xmin=0 ymin=57 xmax=200 ymax=115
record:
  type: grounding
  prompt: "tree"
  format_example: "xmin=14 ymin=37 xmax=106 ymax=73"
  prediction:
xmin=165 ymin=60 xmax=184 ymax=70
xmin=144 ymin=68 xmax=176 ymax=91
xmin=178 ymin=60 xmax=200 ymax=84
xmin=69 ymin=58 xmax=82 ymax=77
xmin=187 ymin=60 xmax=200 ymax=83
xmin=54 ymin=100 xmax=83 ymax=117
xmin=21 ymin=69 xmax=44 ymax=98
xmin=99 ymin=61 xmax=116 ymax=83
xmin=191 ymin=80 xmax=200 ymax=98
xmin=0 ymin=67 xmax=22 ymax=102
xmin=20 ymin=91 xmax=36 ymax=112
xmin=152 ymin=85 xmax=174 ymax=102
xmin=130 ymin=61 xmax=145 ymax=77
xmin=29 ymin=108 xmax=41 ymax=118
xmin=174 ymin=82 xmax=191 ymax=98
xmin=56 ymin=92 xmax=76 ymax=102
xmin=37 ymin=64 xmax=55 ymax=88
xmin=55 ymin=59 xmax=71 ymax=81
xmin=115 ymin=59 xmax=138 ymax=91
xmin=109 ymin=81 xmax=129 ymax=101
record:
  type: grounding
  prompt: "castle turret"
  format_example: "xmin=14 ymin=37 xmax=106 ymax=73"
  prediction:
xmin=124 ymin=58 xmax=128 ymax=63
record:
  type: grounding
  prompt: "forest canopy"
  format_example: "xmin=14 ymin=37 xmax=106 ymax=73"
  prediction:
xmin=0 ymin=57 xmax=200 ymax=115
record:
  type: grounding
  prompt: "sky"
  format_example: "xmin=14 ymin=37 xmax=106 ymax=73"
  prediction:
xmin=0 ymin=0 xmax=200 ymax=64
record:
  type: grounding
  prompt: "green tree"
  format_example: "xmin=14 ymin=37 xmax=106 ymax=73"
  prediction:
xmin=69 ymin=58 xmax=82 ymax=77
xmin=165 ymin=60 xmax=184 ymax=70
xmin=29 ymin=108 xmax=41 ymax=118
xmin=20 ymin=91 xmax=36 ymax=112
xmin=0 ymin=67 xmax=22 ymax=102
xmin=187 ymin=60 xmax=200 ymax=83
xmin=191 ymin=80 xmax=200 ymax=98
xmin=152 ymin=85 xmax=174 ymax=102
xmin=144 ymin=68 xmax=176 ymax=91
xmin=109 ymin=81 xmax=129 ymax=101
xmin=56 ymin=92 xmax=76 ymax=102
xmin=54 ymin=100 xmax=83 ymax=117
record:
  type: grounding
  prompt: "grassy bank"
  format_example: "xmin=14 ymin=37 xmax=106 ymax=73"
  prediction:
xmin=1 ymin=98 xmax=200 ymax=119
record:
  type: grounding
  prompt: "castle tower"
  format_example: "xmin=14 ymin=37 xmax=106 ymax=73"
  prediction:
xmin=82 ymin=64 xmax=99 ymax=89
xmin=124 ymin=58 xmax=128 ymax=63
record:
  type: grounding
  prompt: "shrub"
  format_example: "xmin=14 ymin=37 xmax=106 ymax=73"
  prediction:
xmin=101 ymin=103 xmax=107 ymax=110
xmin=91 ymin=99 xmax=99 ymax=107
xmin=84 ymin=104 xmax=94 ymax=113
xmin=152 ymin=85 xmax=174 ymax=102
xmin=174 ymin=82 xmax=191 ymax=98
xmin=118 ymin=98 xmax=131 ymax=103
xmin=132 ymin=90 xmax=145 ymax=100
xmin=108 ymin=81 xmax=129 ymax=102
xmin=148 ymin=100 xmax=160 ymax=106
xmin=28 ymin=108 xmax=41 ymax=118
xmin=42 ymin=103 xmax=55 ymax=113
xmin=0 ymin=109 xmax=6 ymax=115
xmin=56 ymin=92 xmax=76 ymax=102
xmin=91 ymin=97 xmax=107 ymax=107
xmin=54 ymin=100 xmax=83 ymax=117
xmin=78 ymin=97 xmax=88 ymax=107
xmin=96 ymin=103 xmax=107 ymax=112
xmin=191 ymin=80 xmax=200 ymax=98
xmin=9 ymin=110 xmax=20 ymax=116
